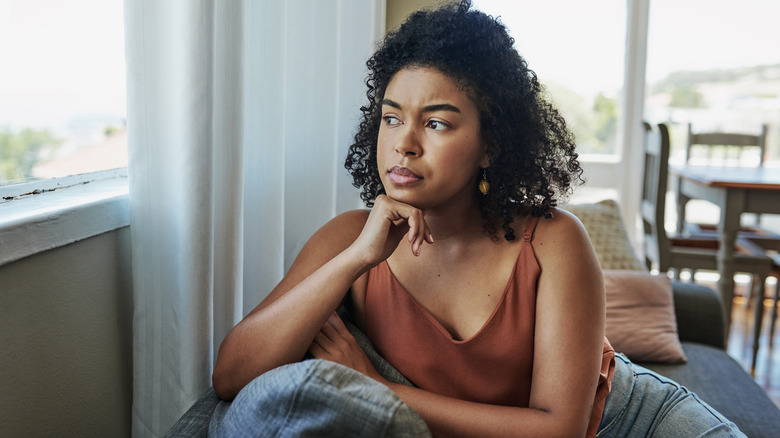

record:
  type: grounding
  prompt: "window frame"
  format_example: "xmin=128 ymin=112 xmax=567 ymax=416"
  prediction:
xmin=0 ymin=0 xmax=653 ymax=265
xmin=0 ymin=168 xmax=129 ymax=267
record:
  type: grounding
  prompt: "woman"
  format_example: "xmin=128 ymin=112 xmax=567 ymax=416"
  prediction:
xmin=212 ymin=1 xmax=744 ymax=436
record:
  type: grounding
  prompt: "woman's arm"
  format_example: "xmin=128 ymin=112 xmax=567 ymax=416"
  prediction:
xmin=527 ymin=209 xmax=606 ymax=436
xmin=312 ymin=314 xmax=560 ymax=437
xmin=212 ymin=196 xmax=432 ymax=400
xmin=313 ymin=211 xmax=605 ymax=438
xmin=211 ymin=211 xmax=367 ymax=400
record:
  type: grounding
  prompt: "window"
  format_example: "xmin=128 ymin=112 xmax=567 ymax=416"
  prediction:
xmin=644 ymin=0 xmax=780 ymax=165
xmin=0 ymin=0 xmax=126 ymax=186
xmin=474 ymin=0 xmax=627 ymax=156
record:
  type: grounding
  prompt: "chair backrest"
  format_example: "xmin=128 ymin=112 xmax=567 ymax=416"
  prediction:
xmin=641 ymin=122 xmax=672 ymax=272
xmin=685 ymin=123 xmax=767 ymax=166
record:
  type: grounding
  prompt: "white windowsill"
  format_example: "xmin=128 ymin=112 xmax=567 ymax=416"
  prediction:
xmin=0 ymin=169 xmax=130 ymax=267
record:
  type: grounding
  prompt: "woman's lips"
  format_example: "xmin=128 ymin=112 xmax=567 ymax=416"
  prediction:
xmin=388 ymin=166 xmax=423 ymax=185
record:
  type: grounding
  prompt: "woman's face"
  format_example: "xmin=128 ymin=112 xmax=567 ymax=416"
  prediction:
xmin=377 ymin=67 xmax=489 ymax=210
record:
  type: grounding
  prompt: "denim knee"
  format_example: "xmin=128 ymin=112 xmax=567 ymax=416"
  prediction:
xmin=213 ymin=360 xmax=430 ymax=437
xmin=598 ymin=354 xmax=745 ymax=438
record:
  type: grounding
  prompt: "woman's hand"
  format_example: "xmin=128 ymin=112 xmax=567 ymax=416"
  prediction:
xmin=308 ymin=312 xmax=386 ymax=383
xmin=349 ymin=194 xmax=434 ymax=267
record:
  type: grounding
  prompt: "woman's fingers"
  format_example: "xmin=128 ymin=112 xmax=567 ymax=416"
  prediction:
xmin=307 ymin=313 xmax=384 ymax=381
xmin=326 ymin=311 xmax=349 ymax=333
xmin=402 ymin=205 xmax=432 ymax=256
xmin=318 ymin=312 xmax=346 ymax=343
xmin=308 ymin=313 xmax=356 ymax=359
xmin=358 ymin=194 xmax=433 ymax=261
xmin=415 ymin=214 xmax=433 ymax=254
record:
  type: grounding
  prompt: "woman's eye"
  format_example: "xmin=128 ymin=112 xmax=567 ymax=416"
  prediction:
xmin=383 ymin=116 xmax=401 ymax=126
xmin=427 ymin=120 xmax=449 ymax=131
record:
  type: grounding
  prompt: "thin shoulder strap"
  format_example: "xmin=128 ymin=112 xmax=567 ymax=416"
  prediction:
xmin=521 ymin=213 xmax=544 ymax=242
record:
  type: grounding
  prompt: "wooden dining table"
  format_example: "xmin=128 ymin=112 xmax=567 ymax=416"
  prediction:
xmin=669 ymin=164 xmax=780 ymax=325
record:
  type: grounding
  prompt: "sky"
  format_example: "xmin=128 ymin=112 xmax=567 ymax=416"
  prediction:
xmin=645 ymin=0 xmax=780 ymax=80
xmin=474 ymin=0 xmax=626 ymax=97
xmin=0 ymin=0 xmax=126 ymax=130
xmin=474 ymin=0 xmax=780 ymax=97
xmin=1 ymin=0 xmax=779 ymax=129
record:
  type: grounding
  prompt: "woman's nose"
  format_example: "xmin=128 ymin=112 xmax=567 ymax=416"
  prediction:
xmin=394 ymin=127 xmax=422 ymax=157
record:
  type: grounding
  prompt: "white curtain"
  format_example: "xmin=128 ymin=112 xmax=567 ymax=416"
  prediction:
xmin=124 ymin=0 xmax=384 ymax=435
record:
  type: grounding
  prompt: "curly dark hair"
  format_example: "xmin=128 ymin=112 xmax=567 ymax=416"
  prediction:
xmin=344 ymin=0 xmax=583 ymax=241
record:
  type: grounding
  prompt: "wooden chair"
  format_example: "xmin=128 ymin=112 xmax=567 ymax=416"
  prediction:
xmin=641 ymin=122 xmax=775 ymax=370
xmin=685 ymin=122 xmax=767 ymax=166
xmin=674 ymin=123 xmax=780 ymax=303
xmin=675 ymin=123 xmax=771 ymax=235
xmin=742 ymin=238 xmax=780 ymax=364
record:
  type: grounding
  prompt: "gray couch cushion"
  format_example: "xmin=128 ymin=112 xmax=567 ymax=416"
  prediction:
xmin=642 ymin=342 xmax=780 ymax=438
xmin=163 ymin=387 xmax=224 ymax=438
xmin=670 ymin=282 xmax=725 ymax=348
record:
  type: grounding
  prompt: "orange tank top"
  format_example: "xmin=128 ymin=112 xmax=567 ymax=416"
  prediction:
xmin=364 ymin=213 xmax=615 ymax=437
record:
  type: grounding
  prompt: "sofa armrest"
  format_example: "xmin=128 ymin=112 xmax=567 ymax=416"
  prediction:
xmin=164 ymin=387 xmax=222 ymax=438
xmin=671 ymin=281 xmax=726 ymax=349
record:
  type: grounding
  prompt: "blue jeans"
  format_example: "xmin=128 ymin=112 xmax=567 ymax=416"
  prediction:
xmin=213 ymin=316 xmax=745 ymax=437
xmin=211 ymin=359 xmax=430 ymax=437
xmin=214 ymin=356 xmax=745 ymax=437
xmin=597 ymin=353 xmax=746 ymax=437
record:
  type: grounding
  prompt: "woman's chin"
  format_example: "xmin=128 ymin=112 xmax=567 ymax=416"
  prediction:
xmin=382 ymin=191 xmax=427 ymax=210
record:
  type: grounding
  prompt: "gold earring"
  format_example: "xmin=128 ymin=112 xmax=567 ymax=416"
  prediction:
xmin=478 ymin=169 xmax=490 ymax=195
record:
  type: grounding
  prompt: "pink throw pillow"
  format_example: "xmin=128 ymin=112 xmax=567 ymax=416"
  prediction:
xmin=603 ymin=270 xmax=687 ymax=363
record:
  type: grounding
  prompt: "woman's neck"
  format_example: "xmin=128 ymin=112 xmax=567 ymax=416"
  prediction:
xmin=421 ymin=195 xmax=486 ymax=244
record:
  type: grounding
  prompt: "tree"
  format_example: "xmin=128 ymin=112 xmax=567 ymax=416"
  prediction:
xmin=593 ymin=93 xmax=617 ymax=151
xmin=669 ymin=84 xmax=703 ymax=108
xmin=0 ymin=127 xmax=62 ymax=182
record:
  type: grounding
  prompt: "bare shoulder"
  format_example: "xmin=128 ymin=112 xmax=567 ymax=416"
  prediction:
xmin=530 ymin=208 xmax=598 ymax=273
xmin=531 ymin=209 xmax=590 ymax=249
xmin=318 ymin=209 xmax=370 ymax=239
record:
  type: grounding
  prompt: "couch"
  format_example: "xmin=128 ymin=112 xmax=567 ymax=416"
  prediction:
xmin=165 ymin=200 xmax=780 ymax=437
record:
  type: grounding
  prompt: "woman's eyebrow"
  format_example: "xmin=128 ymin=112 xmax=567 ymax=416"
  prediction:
xmin=422 ymin=103 xmax=461 ymax=113
xmin=381 ymin=99 xmax=402 ymax=109
xmin=381 ymin=99 xmax=461 ymax=114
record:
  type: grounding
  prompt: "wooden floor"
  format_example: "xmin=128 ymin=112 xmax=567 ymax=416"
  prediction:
xmin=726 ymin=292 xmax=780 ymax=408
